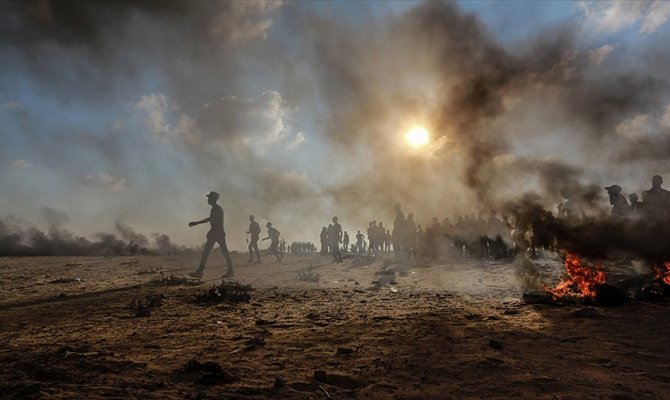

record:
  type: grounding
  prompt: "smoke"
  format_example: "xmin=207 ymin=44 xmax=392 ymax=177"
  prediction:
xmin=2 ymin=1 xmax=670 ymax=248
xmin=0 ymin=209 xmax=190 ymax=256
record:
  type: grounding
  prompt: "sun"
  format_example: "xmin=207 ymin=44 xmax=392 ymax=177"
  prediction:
xmin=405 ymin=126 xmax=429 ymax=148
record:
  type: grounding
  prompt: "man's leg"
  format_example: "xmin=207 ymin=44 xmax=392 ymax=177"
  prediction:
xmin=248 ymin=241 xmax=254 ymax=262
xmin=191 ymin=239 xmax=215 ymax=277
xmin=217 ymin=237 xmax=234 ymax=276
xmin=252 ymin=239 xmax=261 ymax=262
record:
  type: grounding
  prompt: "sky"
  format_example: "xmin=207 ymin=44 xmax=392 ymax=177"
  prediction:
xmin=1 ymin=0 xmax=670 ymax=250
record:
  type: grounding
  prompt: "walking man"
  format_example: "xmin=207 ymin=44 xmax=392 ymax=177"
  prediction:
xmin=331 ymin=216 xmax=343 ymax=262
xmin=188 ymin=191 xmax=233 ymax=278
xmin=247 ymin=215 xmax=261 ymax=263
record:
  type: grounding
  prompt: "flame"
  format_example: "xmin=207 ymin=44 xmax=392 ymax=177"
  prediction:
xmin=545 ymin=252 xmax=607 ymax=301
xmin=654 ymin=262 xmax=670 ymax=286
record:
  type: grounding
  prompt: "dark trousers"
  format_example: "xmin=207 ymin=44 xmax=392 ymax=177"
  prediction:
xmin=248 ymin=237 xmax=260 ymax=261
xmin=197 ymin=231 xmax=233 ymax=273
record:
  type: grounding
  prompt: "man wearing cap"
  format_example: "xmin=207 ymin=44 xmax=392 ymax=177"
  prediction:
xmin=188 ymin=191 xmax=234 ymax=278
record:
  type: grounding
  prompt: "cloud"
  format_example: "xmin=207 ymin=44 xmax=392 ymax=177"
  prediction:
xmin=580 ymin=1 xmax=670 ymax=34
xmin=616 ymin=114 xmax=653 ymax=138
xmin=286 ymin=132 xmax=306 ymax=150
xmin=2 ymin=101 xmax=24 ymax=111
xmin=81 ymin=173 xmax=127 ymax=192
xmin=135 ymin=90 xmax=297 ymax=153
xmin=133 ymin=94 xmax=195 ymax=143
xmin=196 ymin=91 xmax=295 ymax=150
xmin=209 ymin=1 xmax=283 ymax=43
xmin=661 ymin=103 xmax=670 ymax=128
xmin=640 ymin=1 xmax=670 ymax=34
xmin=588 ymin=43 xmax=615 ymax=65
xmin=10 ymin=159 xmax=32 ymax=169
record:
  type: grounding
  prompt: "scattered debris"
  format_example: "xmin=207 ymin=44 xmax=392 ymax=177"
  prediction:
xmin=297 ymin=268 xmax=320 ymax=283
xmin=572 ymin=307 xmax=604 ymax=318
xmin=336 ymin=347 xmax=354 ymax=355
xmin=488 ymin=338 xmax=504 ymax=350
xmin=351 ymin=257 xmax=374 ymax=268
xmin=128 ymin=293 xmax=166 ymax=317
xmin=194 ymin=280 xmax=252 ymax=304
xmin=313 ymin=370 xmax=366 ymax=389
xmin=243 ymin=331 xmax=270 ymax=352
xmin=273 ymin=377 xmax=287 ymax=389
xmin=137 ymin=267 xmax=162 ymax=275
xmin=152 ymin=273 xmax=201 ymax=286
xmin=49 ymin=277 xmax=85 ymax=284
xmin=176 ymin=360 xmax=236 ymax=385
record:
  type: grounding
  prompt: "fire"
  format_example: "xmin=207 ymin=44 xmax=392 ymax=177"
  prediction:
xmin=654 ymin=262 xmax=670 ymax=286
xmin=545 ymin=252 xmax=607 ymax=301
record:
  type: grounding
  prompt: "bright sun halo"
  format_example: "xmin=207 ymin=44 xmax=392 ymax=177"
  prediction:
xmin=405 ymin=126 xmax=429 ymax=148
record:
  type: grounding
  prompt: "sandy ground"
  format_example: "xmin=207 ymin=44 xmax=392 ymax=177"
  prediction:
xmin=1 ymin=252 xmax=669 ymax=399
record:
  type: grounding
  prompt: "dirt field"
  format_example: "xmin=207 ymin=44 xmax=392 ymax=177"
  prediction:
xmin=1 ymin=253 xmax=669 ymax=399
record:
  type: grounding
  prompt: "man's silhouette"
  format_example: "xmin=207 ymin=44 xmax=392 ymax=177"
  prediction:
xmin=342 ymin=231 xmax=349 ymax=253
xmin=392 ymin=203 xmax=405 ymax=253
xmin=355 ymin=230 xmax=364 ymax=253
xmin=605 ymin=185 xmax=630 ymax=218
xmin=331 ymin=216 xmax=343 ymax=262
xmin=263 ymin=222 xmax=283 ymax=262
xmin=320 ymin=227 xmax=328 ymax=255
xmin=247 ymin=215 xmax=261 ymax=263
xmin=642 ymin=175 xmax=670 ymax=219
xmin=188 ymin=191 xmax=233 ymax=278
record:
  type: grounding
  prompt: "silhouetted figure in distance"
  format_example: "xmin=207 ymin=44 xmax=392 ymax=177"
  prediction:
xmin=355 ymin=230 xmax=364 ymax=253
xmin=188 ymin=191 xmax=233 ymax=278
xmin=342 ymin=231 xmax=349 ymax=253
xmin=393 ymin=203 xmax=405 ymax=253
xmin=642 ymin=175 xmax=670 ymax=219
xmin=320 ymin=227 xmax=328 ymax=255
xmin=263 ymin=222 xmax=283 ymax=262
xmin=605 ymin=185 xmax=630 ymax=218
xmin=331 ymin=216 xmax=343 ymax=262
xmin=247 ymin=215 xmax=261 ymax=263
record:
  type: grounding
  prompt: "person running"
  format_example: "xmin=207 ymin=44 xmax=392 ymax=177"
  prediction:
xmin=188 ymin=191 xmax=233 ymax=278
xmin=262 ymin=222 xmax=283 ymax=262
xmin=247 ymin=215 xmax=261 ymax=263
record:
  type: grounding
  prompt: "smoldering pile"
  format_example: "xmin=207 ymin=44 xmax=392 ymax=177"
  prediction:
xmin=509 ymin=193 xmax=670 ymax=306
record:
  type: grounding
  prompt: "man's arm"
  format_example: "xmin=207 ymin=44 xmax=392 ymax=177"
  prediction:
xmin=189 ymin=217 xmax=210 ymax=227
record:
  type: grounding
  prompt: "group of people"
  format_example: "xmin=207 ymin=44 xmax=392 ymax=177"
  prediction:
xmin=605 ymin=175 xmax=670 ymax=220
xmin=319 ymin=217 xmax=344 ymax=262
xmin=187 ymin=192 xmax=284 ymax=278
xmin=187 ymin=175 xmax=670 ymax=277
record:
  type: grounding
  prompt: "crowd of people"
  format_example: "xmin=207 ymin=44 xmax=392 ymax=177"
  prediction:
xmin=187 ymin=175 xmax=670 ymax=277
xmin=605 ymin=175 xmax=670 ymax=220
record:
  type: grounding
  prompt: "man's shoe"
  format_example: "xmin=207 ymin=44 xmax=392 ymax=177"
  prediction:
xmin=189 ymin=270 xmax=203 ymax=278
xmin=222 ymin=270 xmax=234 ymax=278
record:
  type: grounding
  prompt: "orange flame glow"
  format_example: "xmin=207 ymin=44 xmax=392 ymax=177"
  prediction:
xmin=654 ymin=262 xmax=670 ymax=286
xmin=545 ymin=252 xmax=607 ymax=301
